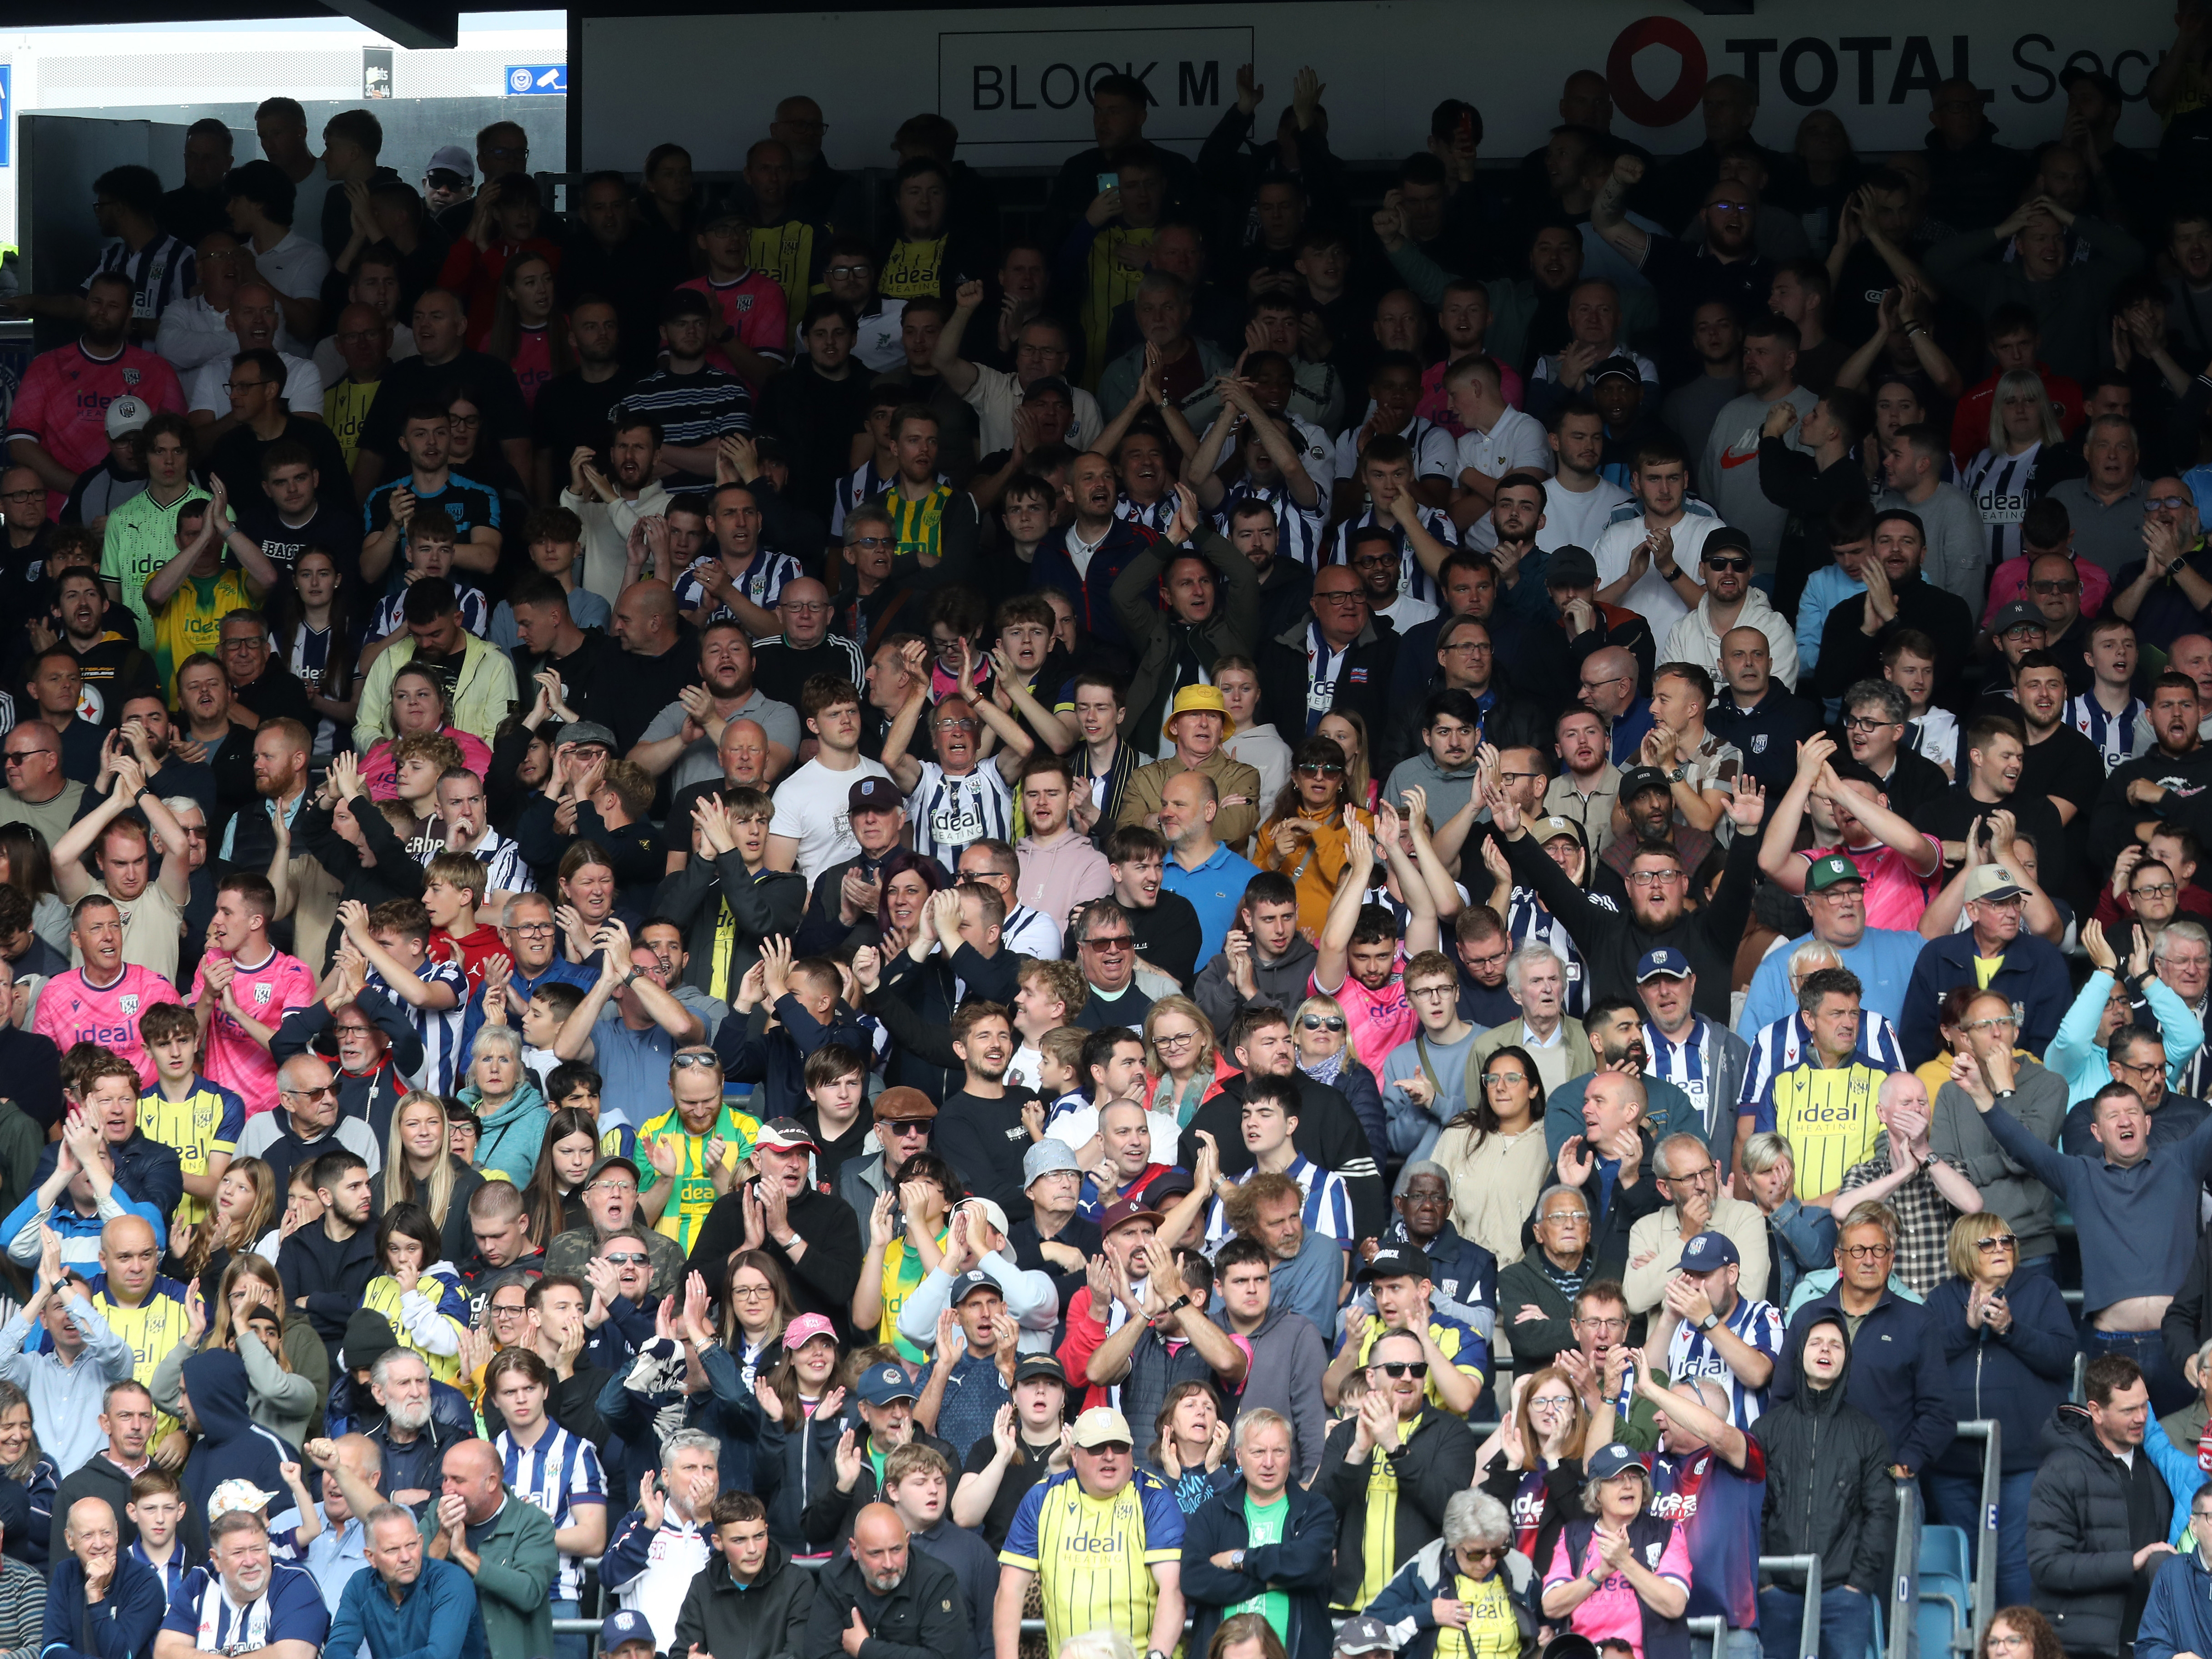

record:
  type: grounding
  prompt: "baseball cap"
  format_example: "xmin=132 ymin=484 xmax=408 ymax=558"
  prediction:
xmin=783 ymin=1312 xmax=836 ymax=1349
xmin=598 ymin=1611 xmax=655 ymax=1655
xmin=1024 ymin=375 xmax=1075 ymax=403
xmin=105 ymin=396 xmax=151 ymax=439
xmin=585 ymin=1154 xmax=638 ymax=1187
xmin=1335 ymin=1617 xmax=1398 ymax=1657
xmin=1591 ymin=355 xmax=1642 ymax=386
xmin=1359 ymin=1243 xmax=1432 ymax=1282
xmin=1703 ymin=524 xmax=1753 ymax=559
xmin=1635 ymin=947 xmax=1691 ymax=982
xmin=1990 ymin=599 xmax=2045 ymax=636
xmin=1678 ymin=1230 xmax=1740 ymax=1272
xmin=1805 ymin=852 xmax=1865 ymax=893
xmin=1964 ymin=864 xmax=2026 ymax=904
xmin=1544 ymin=545 xmax=1598 ymax=588
xmin=849 ymin=775 xmax=902 ymax=814
xmin=1100 ymin=1195 xmax=1163 ymax=1235
xmin=1143 ymin=1168 xmax=1194 ymax=1206
xmin=553 ymin=719 xmax=617 ymax=750
xmin=753 ymin=1117 xmax=818 ymax=1152
xmin=207 ymin=1479 xmax=277 ymax=1521
xmin=425 ymin=144 xmax=475 ymax=183
xmin=857 ymin=1362 xmax=920 ymax=1405
xmin=1024 ymin=1139 xmax=1080 ymax=1186
xmin=1013 ymin=1353 xmax=1067 ymax=1386
xmin=873 ymin=1086 xmax=937 ymax=1122
xmin=1071 ymin=1406 xmax=1135 ymax=1448
xmin=662 ymin=287 xmax=714 ymax=322
xmin=956 ymin=1196 xmax=1011 ymax=1236
xmin=1617 ymin=765 xmax=1671 ymax=803
xmin=1533 ymin=814 xmax=1585 ymax=849
xmin=1586 ymin=1442 xmax=1649 ymax=1482
xmin=2060 ymin=65 xmax=2125 ymax=104
xmin=950 ymin=1268 xmax=1003 ymax=1305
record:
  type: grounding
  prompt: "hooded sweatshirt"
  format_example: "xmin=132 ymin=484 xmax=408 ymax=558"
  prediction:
xmin=464 ymin=1078 xmax=548 ymax=1185
xmin=1192 ymin=931 xmax=1320 ymax=1039
xmin=177 ymin=1349 xmax=302 ymax=1557
xmin=1746 ymin=1318 xmax=1897 ymax=1591
xmin=1226 ymin=1302 xmax=1332 ymax=1481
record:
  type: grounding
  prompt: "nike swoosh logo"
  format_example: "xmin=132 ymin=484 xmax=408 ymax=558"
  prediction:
xmin=1720 ymin=449 xmax=1758 ymax=469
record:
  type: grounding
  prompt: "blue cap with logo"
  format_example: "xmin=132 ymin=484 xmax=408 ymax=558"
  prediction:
xmin=858 ymin=1362 xmax=920 ymax=1405
xmin=1635 ymin=947 xmax=1692 ymax=982
xmin=950 ymin=1269 xmax=1002 ymax=1305
xmin=600 ymin=1611 xmax=656 ymax=1654
xmin=1677 ymin=1231 xmax=1740 ymax=1272
xmin=1587 ymin=1443 xmax=1649 ymax=1482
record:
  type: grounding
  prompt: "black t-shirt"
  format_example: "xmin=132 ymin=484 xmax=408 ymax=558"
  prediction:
xmin=207 ymin=415 xmax=353 ymax=517
xmin=68 ymin=636 xmax=158 ymax=729
xmin=1125 ymin=889 xmax=1202 ymax=988
xmin=356 ymin=351 xmax=532 ymax=475
xmin=513 ymin=628 xmax=623 ymax=731
xmin=752 ymin=634 xmax=865 ymax=711
xmin=1911 ymin=780 xmax=2067 ymax=877
xmin=0 ymin=526 xmax=54 ymax=638
xmin=531 ymin=368 xmax=640 ymax=463
xmin=234 ymin=498 xmax=365 ymax=582
xmin=231 ymin=665 xmax=317 ymax=732
xmin=959 ymin=1431 xmax=1064 ymax=1551
xmin=409 ymin=644 xmax=470 ymax=708
xmin=598 ymin=635 xmax=705 ymax=753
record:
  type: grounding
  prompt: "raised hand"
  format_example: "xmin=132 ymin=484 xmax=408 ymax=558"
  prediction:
xmin=2082 ymin=917 xmax=2117 ymax=973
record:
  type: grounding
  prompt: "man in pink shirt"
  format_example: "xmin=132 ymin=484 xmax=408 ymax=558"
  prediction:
xmin=1756 ymin=734 xmax=1941 ymax=932
xmin=33 ymin=893 xmax=181 ymax=1086
xmin=187 ymin=871 xmax=317 ymax=1111
xmin=7 ymin=271 xmax=187 ymax=514
xmin=1014 ymin=755 xmax=1111 ymax=933
xmin=1312 ymin=811 xmax=1440 ymax=1084
xmin=680 ymin=208 xmax=790 ymax=392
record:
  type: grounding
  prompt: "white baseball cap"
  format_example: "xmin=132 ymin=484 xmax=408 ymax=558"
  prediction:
xmin=105 ymin=396 xmax=151 ymax=438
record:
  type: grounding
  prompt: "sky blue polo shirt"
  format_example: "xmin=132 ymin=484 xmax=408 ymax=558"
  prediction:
xmin=1161 ymin=840 xmax=1260 ymax=966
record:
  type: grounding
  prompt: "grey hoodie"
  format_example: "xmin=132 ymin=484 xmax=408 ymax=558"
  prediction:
xmin=1382 ymin=749 xmax=1486 ymax=827
xmin=1193 ymin=930 xmax=1320 ymax=1034
xmin=1230 ymin=1301 xmax=1333 ymax=1481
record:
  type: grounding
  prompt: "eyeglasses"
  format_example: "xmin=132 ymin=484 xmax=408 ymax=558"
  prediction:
xmin=1841 ymin=1242 xmax=1894 ymax=1260
xmin=508 ymin=921 xmax=557 ymax=935
xmin=1627 ymin=870 xmax=1685 ymax=888
xmin=729 ymin=1284 xmax=774 ymax=1299
xmin=1841 ymin=716 xmax=1897 ymax=734
xmin=1483 ymin=1071 xmax=1527 ymax=1086
xmin=1442 ymin=640 xmax=1492 ymax=654
xmin=1299 ymin=1015 xmax=1346 ymax=1032
xmin=583 ymin=1178 xmax=636 ymax=1195
xmin=1961 ymin=1016 xmax=2017 ymax=1033
xmin=488 ymin=1302 xmax=528 ymax=1317
xmin=0 ymin=490 xmax=43 ymax=505
xmin=1295 ymin=762 xmax=1345 ymax=775
xmin=826 ymin=264 xmax=871 ymax=279
xmin=278 ymin=1084 xmax=338 ymax=1099
xmin=1155 ymin=1031 xmax=1198 ymax=1050
xmin=2148 ymin=495 xmax=2194 ymax=512
xmin=1543 ymin=1212 xmax=1592 ymax=1228
xmin=1374 ymin=1360 xmax=1429 ymax=1379
xmin=221 ymin=379 xmax=268 ymax=393
xmin=933 ymin=719 xmax=979 ymax=733
xmin=1528 ymin=1393 xmax=1574 ymax=1410
xmin=1986 ymin=1636 xmax=2031 ymax=1652
xmin=601 ymin=1252 xmax=650 ymax=1266
xmin=331 ymin=1024 xmax=372 ymax=1038
xmin=1573 ymin=1314 xmax=1628 ymax=1333
xmin=849 ymin=535 xmax=894 ymax=549
xmin=1315 ymin=590 xmax=1365 ymax=606
xmin=2133 ymin=883 xmax=2177 ymax=898
xmin=1975 ymin=1236 xmax=2018 ymax=1252
xmin=781 ymin=599 xmax=829 ymax=613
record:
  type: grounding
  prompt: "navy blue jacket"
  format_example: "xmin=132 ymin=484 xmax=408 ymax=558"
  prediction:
xmin=1924 ymin=1271 xmax=2077 ymax=1477
xmin=1030 ymin=517 xmax=1159 ymax=651
xmin=176 ymin=1350 xmax=301 ymax=1556
xmin=1772 ymin=1282 xmax=1957 ymax=1477
xmin=596 ymin=1336 xmax=783 ymax=1503
xmin=29 ymin=1131 xmax=181 ymax=1228
xmin=716 ymin=992 xmax=874 ymax=1120
xmin=1181 ymin=1477 xmax=1339 ymax=1659
xmin=1899 ymin=929 xmax=2072 ymax=1068
xmin=2138 ymin=1541 xmax=2212 ymax=1659
xmin=44 ymin=1549 xmax=164 ymax=1659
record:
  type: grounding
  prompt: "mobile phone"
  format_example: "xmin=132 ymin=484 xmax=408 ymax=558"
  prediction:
xmin=1098 ymin=172 xmax=1120 ymax=193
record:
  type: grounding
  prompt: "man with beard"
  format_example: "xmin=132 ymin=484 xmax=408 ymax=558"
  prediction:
xmin=317 ymin=298 xmax=393 ymax=477
xmin=1492 ymin=773 xmax=1764 ymax=1021
xmin=750 ymin=577 xmax=864 ymax=712
xmin=810 ymin=1502 xmax=968 ymax=1659
xmin=10 ymin=272 xmax=186 ymax=516
xmin=1111 ymin=496 xmax=1262 ymax=756
xmin=1592 ymin=156 xmax=1779 ymax=387
xmin=629 ymin=621 xmax=798 ymax=795
xmin=2096 ymin=674 xmax=2212 ymax=876
xmin=531 ymin=296 xmax=640 ymax=491
xmin=1219 ymin=493 xmax=1315 ymax=649
xmin=932 ymin=1002 xmax=1040 ymax=1217
xmin=558 ymin=413 xmax=666 ymax=605
xmin=1815 ymin=512 xmax=1976 ymax=708
xmin=1181 ymin=1002 xmax=1384 ymax=1242
xmin=277 ymin=1150 xmax=378 ymax=1372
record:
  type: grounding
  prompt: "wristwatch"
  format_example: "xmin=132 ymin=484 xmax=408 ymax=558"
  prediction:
xmin=1667 ymin=764 xmax=1688 ymax=783
xmin=1993 ymin=1088 xmax=2017 ymax=1103
xmin=1228 ymin=1549 xmax=1247 ymax=1571
xmin=1165 ymin=1294 xmax=1192 ymax=1315
xmin=1696 ymin=1312 xmax=1719 ymax=1332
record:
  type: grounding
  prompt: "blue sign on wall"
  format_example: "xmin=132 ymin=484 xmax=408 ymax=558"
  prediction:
xmin=0 ymin=66 xmax=13 ymax=167
xmin=505 ymin=64 xmax=566 ymax=95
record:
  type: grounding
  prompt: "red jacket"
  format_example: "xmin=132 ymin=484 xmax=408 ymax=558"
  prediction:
xmin=1950 ymin=362 xmax=2083 ymax=468
xmin=437 ymin=235 xmax=563 ymax=349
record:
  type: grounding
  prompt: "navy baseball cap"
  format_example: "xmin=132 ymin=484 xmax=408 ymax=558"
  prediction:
xmin=1359 ymin=1244 xmax=1432 ymax=1283
xmin=950 ymin=1269 xmax=1002 ymax=1305
xmin=858 ymin=1362 xmax=920 ymax=1405
xmin=1587 ymin=1443 xmax=1649 ymax=1482
xmin=849 ymin=775 xmax=902 ymax=814
xmin=1678 ymin=1231 xmax=1740 ymax=1273
xmin=600 ymin=1611 xmax=656 ymax=1654
xmin=1636 ymin=947 xmax=1691 ymax=982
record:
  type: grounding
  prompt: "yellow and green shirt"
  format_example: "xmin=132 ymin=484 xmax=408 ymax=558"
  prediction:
xmin=877 ymin=1227 xmax=950 ymax=1362
xmin=1749 ymin=1061 xmax=1888 ymax=1198
xmin=84 ymin=1277 xmax=192 ymax=1441
xmin=634 ymin=1101 xmax=761 ymax=1251
xmin=137 ymin=1078 xmax=242 ymax=1228
xmin=151 ymin=568 xmax=260 ymax=701
xmin=1349 ymin=1411 xmax=1424 ymax=1608
xmin=878 ymin=483 xmax=957 ymax=566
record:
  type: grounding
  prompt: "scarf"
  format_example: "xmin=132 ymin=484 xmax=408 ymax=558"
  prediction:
xmin=1302 ymin=1049 xmax=1348 ymax=1089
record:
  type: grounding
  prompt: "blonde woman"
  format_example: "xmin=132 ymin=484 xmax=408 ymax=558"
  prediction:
xmin=1143 ymin=996 xmax=1227 ymax=1129
xmin=1292 ymin=991 xmax=1385 ymax=1164
xmin=383 ymin=1089 xmax=486 ymax=1264
xmin=1431 ymin=1042 xmax=1550 ymax=1267
xmin=1740 ymin=1130 xmax=1835 ymax=1308
xmin=152 ymin=1252 xmax=328 ymax=1448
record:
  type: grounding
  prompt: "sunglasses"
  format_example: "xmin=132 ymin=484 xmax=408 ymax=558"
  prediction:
xmin=601 ymin=1252 xmax=650 ymax=1266
xmin=1300 ymin=1015 xmax=1346 ymax=1032
xmin=1374 ymin=1360 xmax=1429 ymax=1379
xmin=1296 ymin=762 xmax=1345 ymax=775
xmin=1703 ymin=556 xmax=1751 ymax=572
xmin=1974 ymin=1235 xmax=2018 ymax=1252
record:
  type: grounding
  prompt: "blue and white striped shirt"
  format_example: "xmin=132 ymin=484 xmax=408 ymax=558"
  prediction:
xmin=1212 ymin=480 xmax=1327 ymax=571
xmin=906 ymin=761 xmax=1016 ymax=868
xmin=86 ymin=235 xmax=196 ymax=324
xmin=2064 ymin=691 xmax=2150 ymax=774
xmin=498 ymin=1422 xmax=607 ymax=1602
xmin=369 ymin=959 xmax=469 ymax=1095
xmin=158 ymin=1558 xmax=328 ymax=1653
xmin=1204 ymin=1152 xmax=1352 ymax=1249
xmin=1664 ymin=1292 xmax=1785 ymax=1427
xmin=674 ymin=547 xmax=803 ymax=621
xmin=1505 ymin=885 xmax=1602 ymax=1019
xmin=1735 ymin=1010 xmax=1908 ymax=1114
xmin=1327 ymin=502 xmax=1460 ymax=604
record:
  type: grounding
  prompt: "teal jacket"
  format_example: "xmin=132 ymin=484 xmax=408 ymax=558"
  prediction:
xmin=463 ymin=1080 xmax=548 ymax=1185
xmin=416 ymin=1489 xmax=555 ymax=1658
xmin=2045 ymin=969 xmax=2204 ymax=1105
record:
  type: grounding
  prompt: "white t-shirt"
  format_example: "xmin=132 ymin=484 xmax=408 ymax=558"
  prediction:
xmin=189 ymin=352 xmax=325 ymax=417
xmin=253 ymin=231 xmax=332 ymax=357
xmin=1334 ymin=415 xmax=1456 ymax=484
xmin=1589 ymin=512 xmax=1725 ymax=637
xmin=1536 ymin=476 xmax=1634 ymax=553
xmin=852 ymin=300 xmax=908 ymax=373
xmin=769 ymin=756 xmax=895 ymax=886
xmin=1453 ymin=407 xmax=1552 ymax=486
xmin=963 ymin=365 xmax=1105 ymax=455
xmin=312 ymin=321 xmax=418 ymax=385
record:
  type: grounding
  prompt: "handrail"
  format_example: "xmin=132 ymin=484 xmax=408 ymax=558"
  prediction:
xmin=1759 ymin=1552 xmax=1825 ymax=1659
xmin=1890 ymin=1480 xmax=1920 ymax=1659
xmin=1950 ymin=1419 xmax=2001 ymax=1654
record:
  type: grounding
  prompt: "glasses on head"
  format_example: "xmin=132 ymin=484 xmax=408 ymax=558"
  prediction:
xmin=1841 ymin=716 xmax=1897 ymax=734
xmin=1975 ymin=1235 xmax=2019 ymax=1253
xmin=1841 ymin=1242 xmax=1894 ymax=1260
xmin=669 ymin=1051 xmax=719 ymax=1069
xmin=601 ymin=1252 xmax=650 ymax=1266
xmin=1374 ymin=1360 xmax=1429 ymax=1379
xmin=1299 ymin=1015 xmax=1347 ymax=1032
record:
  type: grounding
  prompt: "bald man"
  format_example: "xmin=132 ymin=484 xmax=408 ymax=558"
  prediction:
xmin=752 ymin=575 xmax=867 ymax=710
xmin=803 ymin=1501 xmax=970 ymax=1659
xmin=51 ymin=1495 xmax=166 ymax=1659
xmin=297 ymin=1433 xmax=385 ymax=1610
xmin=185 ymin=282 xmax=325 ymax=436
xmin=421 ymin=1438 xmax=555 ymax=1658
xmin=1579 ymin=643 xmax=1657 ymax=763
xmin=81 ymin=1214 xmax=191 ymax=1448
xmin=603 ymin=581 xmax=706 ymax=754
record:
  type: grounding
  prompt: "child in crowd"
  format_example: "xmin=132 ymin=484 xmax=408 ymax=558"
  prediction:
xmin=362 ymin=509 xmax=488 ymax=650
xmin=343 ymin=898 xmax=467 ymax=1094
xmin=137 ymin=1002 xmax=242 ymax=1230
xmin=358 ymin=1200 xmax=471 ymax=1385
xmin=126 ymin=1466 xmax=190 ymax=1610
xmin=422 ymin=852 xmax=502 ymax=987
xmin=489 ymin=506 xmax=611 ymax=646
xmin=1035 ymin=1026 xmax=1088 ymax=1135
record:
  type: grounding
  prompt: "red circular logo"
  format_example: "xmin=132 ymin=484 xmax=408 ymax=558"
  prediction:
xmin=1607 ymin=15 xmax=1709 ymax=130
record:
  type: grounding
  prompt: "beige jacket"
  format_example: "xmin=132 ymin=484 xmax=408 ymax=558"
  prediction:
xmin=1117 ymin=752 xmax=1264 ymax=850
xmin=1621 ymin=1192 xmax=1773 ymax=1312
xmin=1431 ymin=1120 xmax=1550 ymax=1269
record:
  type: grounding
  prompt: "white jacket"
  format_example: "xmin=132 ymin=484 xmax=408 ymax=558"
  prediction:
xmin=1661 ymin=584 xmax=1801 ymax=692
xmin=560 ymin=482 xmax=673 ymax=606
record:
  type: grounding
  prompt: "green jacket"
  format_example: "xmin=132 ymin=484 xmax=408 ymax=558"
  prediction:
xmin=418 ymin=1487 xmax=557 ymax=1656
